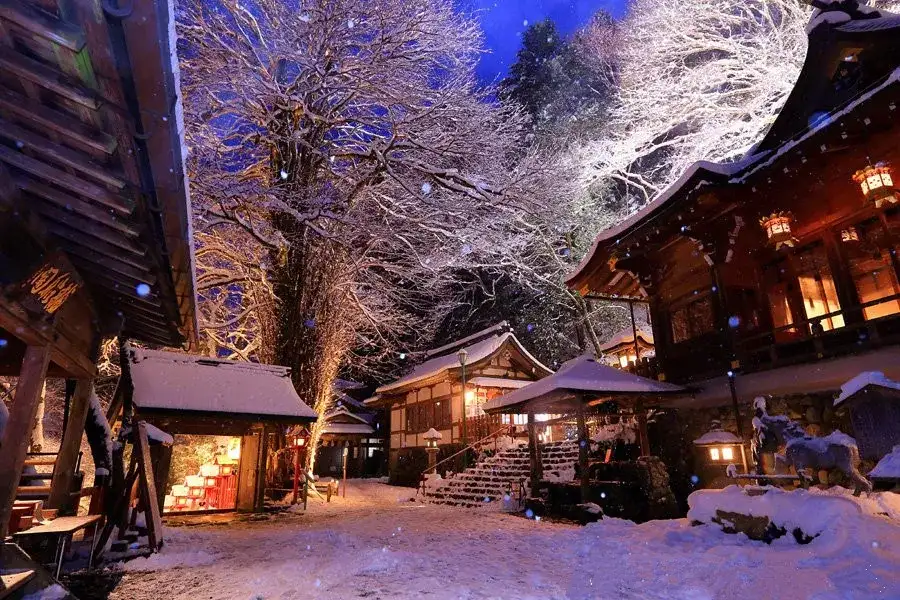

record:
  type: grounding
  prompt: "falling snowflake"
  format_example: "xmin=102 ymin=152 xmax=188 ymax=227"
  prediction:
xmin=304 ymin=318 xmax=316 ymax=328
xmin=461 ymin=244 xmax=472 ymax=256
xmin=0 ymin=339 xmax=7 ymax=348
xmin=136 ymin=283 xmax=151 ymax=297
xmin=399 ymin=353 xmax=406 ymax=360
xmin=299 ymin=14 xmax=310 ymax=22
xmin=421 ymin=182 xmax=432 ymax=195
xmin=523 ymin=19 xmax=528 ymax=26
xmin=347 ymin=19 xmax=355 ymax=28
xmin=280 ymin=170 xmax=288 ymax=180
xmin=728 ymin=316 xmax=741 ymax=328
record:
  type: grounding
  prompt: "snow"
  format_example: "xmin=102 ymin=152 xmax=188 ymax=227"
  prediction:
xmin=89 ymin=390 xmax=113 ymax=466
xmin=806 ymin=9 xmax=852 ymax=35
xmin=871 ymin=445 xmax=900 ymax=479
xmin=129 ymin=347 xmax=317 ymax=420
xmin=466 ymin=376 xmax=532 ymax=389
xmin=834 ymin=371 xmax=900 ymax=406
xmin=786 ymin=429 xmax=858 ymax=455
xmin=142 ymin=422 xmax=174 ymax=445
xmin=598 ymin=327 xmax=654 ymax=353
xmin=693 ymin=429 xmax=742 ymax=445
xmin=322 ymin=422 xmax=375 ymax=435
xmin=0 ymin=395 xmax=7 ymax=441
xmin=377 ymin=332 xmax=551 ymax=394
xmin=21 ymin=585 xmax=68 ymax=600
xmin=483 ymin=354 xmax=685 ymax=413
xmin=108 ymin=480 xmax=900 ymax=600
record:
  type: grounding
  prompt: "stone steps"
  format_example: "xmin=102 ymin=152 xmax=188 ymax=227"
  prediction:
xmin=424 ymin=441 xmax=579 ymax=509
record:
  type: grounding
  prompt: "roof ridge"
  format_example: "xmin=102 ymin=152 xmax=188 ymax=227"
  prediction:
xmin=423 ymin=321 xmax=511 ymax=358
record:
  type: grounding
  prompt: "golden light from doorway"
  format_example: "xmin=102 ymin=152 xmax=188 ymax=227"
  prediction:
xmin=840 ymin=227 xmax=860 ymax=243
xmin=618 ymin=354 xmax=637 ymax=368
xmin=853 ymin=163 xmax=897 ymax=209
xmin=227 ymin=437 xmax=241 ymax=460
xmin=759 ymin=212 xmax=795 ymax=250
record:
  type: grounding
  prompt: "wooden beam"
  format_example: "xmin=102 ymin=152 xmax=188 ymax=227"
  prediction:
xmin=0 ymin=344 xmax=51 ymax=538
xmin=135 ymin=422 xmax=163 ymax=549
xmin=0 ymin=46 xmax=97 ymax=108
xmin=48 ymin=224 xmax=147 ymax=267
xmin=0 ymin=0 xmax=85 ymax=51
xmin=47 ymin=378 xmax=92 ymax=510
xmin=0 ymin=87 xmax=116 ymax=155
xmin=575 ymin=401 xmax=589 ymax=504
xmin=0 ymin=145 xmax=128 ymax=213
xmin=0 ymin=118 xmax=126 ymax=188
xmin=38 ymin=204 xmax=141 ymax=252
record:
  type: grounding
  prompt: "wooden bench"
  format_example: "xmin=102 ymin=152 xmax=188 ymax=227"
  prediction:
xmin=13 ymin=515 xmax=103 ymax=578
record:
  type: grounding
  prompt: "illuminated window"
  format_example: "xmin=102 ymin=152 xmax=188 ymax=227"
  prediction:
xmin=847 ymin=221 xmax=900 ymax=320
xmin=795 ymin=245 xmax=844 ymax=332
xmin=721 ymin=447 xmax=734 ymax=461
xmin=709 ymin=447 xmax=720 ymax=461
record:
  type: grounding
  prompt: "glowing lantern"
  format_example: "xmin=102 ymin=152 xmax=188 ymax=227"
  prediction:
xmin=853 ymin=163 xmax=897 ymax=208
xmin=840 ymin=227 xmax=860 ymax=243
xmin=759 ymin=212 xmax=796 ymax=250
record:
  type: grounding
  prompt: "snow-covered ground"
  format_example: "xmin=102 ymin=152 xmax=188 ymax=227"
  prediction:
xmin=106 ymin=480 xmax=900 ymax=600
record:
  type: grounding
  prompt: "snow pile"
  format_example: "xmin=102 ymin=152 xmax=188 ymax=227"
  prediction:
xmin=693 ymin=429 xmax=741 ymax=445
xmin=422 ymin=473 xmax=448 ymax=491
xmin=806 ymin=8 xmax=852 ymax=34
xmin=688 ymin=485 xmax=862 ymax=537
xmin=21 ymin=584 xmax=68 ymax=600
xmin=492 ymin=435 xmax=526 ymax=453
xmin=123 ymin=548 xmax=219 ymax=572
xmin=544 ymin=464 xmax=576 ymax=483
xmin=807 ymin=485 xmax=900 ymax=521
xmin=591 ymin=420 xmax=636 ymax=444
xmin=835 ymin=371 xmax=900 ymax=406
xmin=871 ymin=445 xmax=900 ymax=479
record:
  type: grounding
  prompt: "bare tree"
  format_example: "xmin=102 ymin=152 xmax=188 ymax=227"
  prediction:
xmin=570 ymin=0 xmax=812 ymax=213
xmin=178 ymin=0 xmax=556 ymax=469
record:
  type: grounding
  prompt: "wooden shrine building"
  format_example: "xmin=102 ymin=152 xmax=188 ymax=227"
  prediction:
xmin=0 ymin=0 xmax=196 ymax=537
xmin=567 ymin=2 xmax=900 ymax=462
xmin=128 ymin=348 xmax=317 ymax=513
xmin=365 ymin=322 xmax=552 ymax=484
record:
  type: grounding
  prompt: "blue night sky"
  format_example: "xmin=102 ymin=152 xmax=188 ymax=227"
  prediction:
xmin=467 ymin=0 xmax=628 ymax=84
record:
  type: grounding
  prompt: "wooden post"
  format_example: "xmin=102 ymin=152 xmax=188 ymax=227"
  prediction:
xmin=48 ymin=379 xmax=93 ymax=510
xmin=628 ymin=300 xmax=641 ymax=364
xmin=341 ymin=447 xmax=348 ymax=498
xmin=575 ymin=401 xmax=590 ymax=504
xmin=135 ymin=423 xmax=163 ymax=550
xmin=0 ymin=345 xmax=51 ymax=538
xmin=526 ymin=413 xmax=543 ymax=497
xmin=635 ymin=399 xmax=651 ymax=457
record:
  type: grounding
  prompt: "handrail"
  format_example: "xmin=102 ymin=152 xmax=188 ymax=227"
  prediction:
xmin=419 ymin=425 xmax=512 ymax=497
xmin=737 ymin=292 xmax=900 ymax=346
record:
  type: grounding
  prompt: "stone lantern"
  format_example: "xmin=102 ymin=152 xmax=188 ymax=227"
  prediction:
xmin=692 ymin=420 xmax=746 ymax=488
xmin=423 ymin=427 xmax=442 ymax=472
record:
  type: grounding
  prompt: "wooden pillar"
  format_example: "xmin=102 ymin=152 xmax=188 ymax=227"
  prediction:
xmin=236 ymin=428 xmax=262 ymax=512
xmin=635 ymin=399 xmax=651 ymax=457
xmin=0 ymin=345 xmax=51 ymax=538
xmin=526 ymin=413 xmax=543 ymax=496
xmin=823 ymin=231 xmax=862 ymax=325
xmin=48 ymin=379 xmax=93 ymax=511
xmin=575 ymin=402 xmax=590 ymax=504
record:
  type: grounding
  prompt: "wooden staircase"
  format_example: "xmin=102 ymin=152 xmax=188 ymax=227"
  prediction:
xmin=424 ymin=441 xmax=580 ymax=508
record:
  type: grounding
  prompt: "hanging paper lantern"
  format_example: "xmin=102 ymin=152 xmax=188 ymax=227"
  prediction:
xmin=759 ymin=212 xmax=796 ymax=250
xmin=853 ymin=163 xmax=897 ymax=208
xmin=840 ymin=227 xmax=860 ymax=243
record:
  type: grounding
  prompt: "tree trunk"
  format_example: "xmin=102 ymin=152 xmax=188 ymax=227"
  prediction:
xmin=29 ymin=382 xmax=46 ymax=452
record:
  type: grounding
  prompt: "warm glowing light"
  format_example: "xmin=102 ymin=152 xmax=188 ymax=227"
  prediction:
xmin=709 ymin=447 xmax=720 ymax=461
xmin=619 ymin=355 xmax=629 ymax=368
xmin=759 ymin=212 xmax=795 ymax=250
xmin=841 ymin=227 xmax=860 ymax=243
xmin=464 ymin=390 xmax=476 ymax=403
xmin=227 ymin=437 xmax=241 ymax=460
xmin=721 ymin=447 xmax=734 ymax=461
xmin=854 ymin=164 xmax=897 ymax=208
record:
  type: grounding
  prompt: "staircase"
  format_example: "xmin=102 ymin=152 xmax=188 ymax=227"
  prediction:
xmin=424 ymin=440 xmax=580 ymax=508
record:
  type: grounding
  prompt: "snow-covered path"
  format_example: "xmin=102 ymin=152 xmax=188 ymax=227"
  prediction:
xmin=108 ymin=480 xmax=900 ymax=600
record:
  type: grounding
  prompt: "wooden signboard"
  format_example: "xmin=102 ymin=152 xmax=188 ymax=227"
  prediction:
xmin=4 ymin=253 xmax=81 ymax=317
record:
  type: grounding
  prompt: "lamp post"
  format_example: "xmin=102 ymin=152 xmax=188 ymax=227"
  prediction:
xmin=289 ymin=428 xmax=310 ymax=505
xmin=458 ymin=348 xmax=469 ymax=448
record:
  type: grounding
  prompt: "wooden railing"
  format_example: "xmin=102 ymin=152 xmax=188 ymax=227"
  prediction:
xmin=465 ymin=414 xmax=505 ymax=442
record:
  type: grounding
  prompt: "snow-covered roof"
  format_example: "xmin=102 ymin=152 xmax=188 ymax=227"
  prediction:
xmin=424 ymin=322 xmax=510 ymax=358
xmin=323 ymin=422 xmax=375 ymax=435
xmin=468 ymin=376 xmax=532 ymax=389
xmin=324 ymin=405 xmax=371 ymax=425
xmin=129 ymin=347 xmax=317 ymax=421
xmin=870 ymin=445 xmax=900 ymax=479
xmin=834 ymin=371 xmax=900 ymax=407
xmin=599 ymin=327 xmax=655 ymax=353
xmin=362 ymin=394 xmax=381 ymax=406
xmin=482 ymin=354 xmax=686 ymax=414
xmin=376 ymin=331 xmax=551 ymax=394
xmin=143 ymin=422 xmax=174 ymax=445
xmin=693 ymin=429 xmax=742 ymax=446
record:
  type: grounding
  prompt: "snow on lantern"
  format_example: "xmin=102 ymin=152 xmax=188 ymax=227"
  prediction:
xmin=853 ymin=163 xmax=897 ymax=209
xmin=693 ymin=420 xmax=744 ymax=467
xmin=759 ymin=212 xmax=796 ymax=250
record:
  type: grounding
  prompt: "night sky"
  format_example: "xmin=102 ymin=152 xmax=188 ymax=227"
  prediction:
xmin=467 ymin=0 xmax=627 ymax=84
